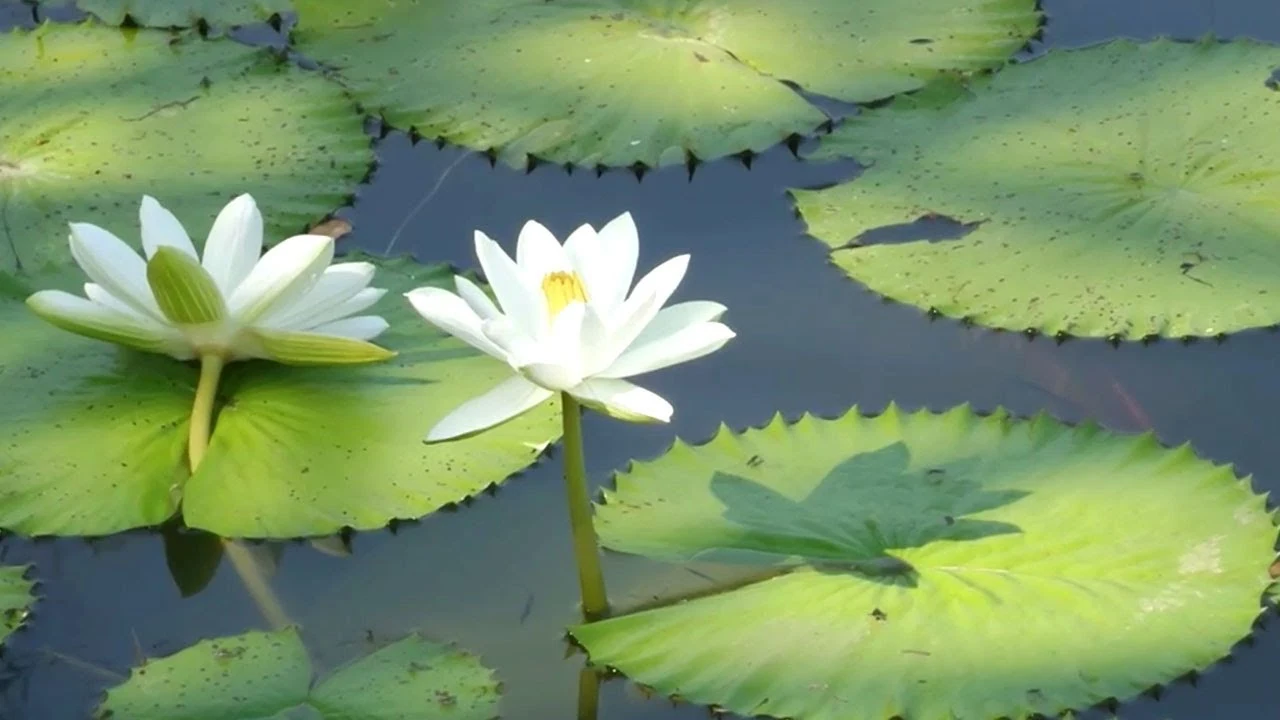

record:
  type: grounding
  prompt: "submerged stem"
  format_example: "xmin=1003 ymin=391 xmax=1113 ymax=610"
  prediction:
xmin=576 ymin=665 xmax=601 ymax=720
xmin=222 ymin=540 xmax=291 ymax=630
xmin=187 ymin=353 xmax=290 ymax=630
xmin=560 ymin=393 xmax=610 ymax=620
xmin=188 ymin=354 xmax=225 ymax=471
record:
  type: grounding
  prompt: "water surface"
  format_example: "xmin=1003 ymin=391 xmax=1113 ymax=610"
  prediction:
xmin=4 ymin=1 xmax=1279 ymax=717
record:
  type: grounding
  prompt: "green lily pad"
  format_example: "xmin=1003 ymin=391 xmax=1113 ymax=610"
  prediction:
xmin=0 ymin=22 xmax=370 ymax=274
xmin=290 ymin=0 xmax=1039 ymax=168
xmin=0 ymin=256 xmax=559 ymax=538
xmin=97 ymin=627 xmax=501 ymax=719
xmin=572 ymin=405 xmax=1277 ymax=720
xmin=43 ymin=1 xmax=292 ymax=28
xmin=0 ymin=565 xmax=35 ymax=644
xmin=793 ymin=38 xmax=1280 ymax=339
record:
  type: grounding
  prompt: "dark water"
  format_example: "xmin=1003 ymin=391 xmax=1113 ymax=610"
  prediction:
xmin=4 ymin=1 xmax=1280 ymax=718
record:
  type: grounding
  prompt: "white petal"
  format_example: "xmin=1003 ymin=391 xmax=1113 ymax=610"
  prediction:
xmin=305 ymin=287 xmax=386 ymax=329
xmin=227 ymin=234 xmax=333 ymax=324
xmin=600 ymin=322 xmax=735 ymax=379
xmin=596 ymin=212 xmax=639 ymax=310
xmin=547 ymin=302 xmax=585 ymax=354
xmin=27 ymin=289 xmax=191 ymax=358
xmin=68 ymin=222 xmax=163 ymax=321
xmin=405 ymin=287 xmax=508 ymax=360
xmin=632 ymin=301 xmax=727 ymax=346
xmin=309 ymin=315 xmax=389 ymax=341
xmin=598 ymin=254 xmax=690 ymax=366
xmin=481 ymin=316 xmax=544 ymax=367
xmin=516 ymin=304 xmax=585 ymax=391
xmin=562 ymin=223 xmax=610 ymax=312
xmin=139 ymin=196 xmax=197 ymax=260
xmin=520 ymin=362 xmax=585 ymax=391
xmin=514 ymin=220 xmax=571 ymax=279
xmin=454 ymin=274 xmax=500 ymax=321
xmin=84 ymin=282 xmax=153 ymax=320
xmin=474 ymin=231 xmax=547 ymax=338
xmin=570 ymin=377 xmax=672 ymax=424
xmin=202 ymin=193 xmax=263 ymax=295
xmin=578 ymin=303 xmax=613 ymax=375
xmin=426 ymin=376 xmax=554 ymax=442
xmin=260 ymin=261 xmax=374 ymax=329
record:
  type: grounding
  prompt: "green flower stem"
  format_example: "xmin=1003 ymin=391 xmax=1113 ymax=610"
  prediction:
xmin=577 ymin=665 xmax=600 ymax=720
xmin=560 ymin=393 xmax=610 ymax=620
xmin=188 ymin=354 xmax=225 ymax=471
xmin=188 ymin=353 xmax=290 ymax=631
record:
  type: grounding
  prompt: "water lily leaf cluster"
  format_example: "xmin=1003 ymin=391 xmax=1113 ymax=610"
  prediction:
xmin=289 ymin=0 xmax=1040 ymax=168
xmin=793 ymin=39 xmax=1280 ymax=339
xmin=0 ymin=257 xmax=559 ymax=539
xmin=0 ymin=22 xmax=370 ymax=274
xmin=573 ymin=405 xmax=1277 ymax=720
xmin=97 ymin=627 xmax=501 ymax=719
xmin=0 ymin=565 xmax=35 ymax=646
xmin=45 ymin=0 xmax=292 ymax=28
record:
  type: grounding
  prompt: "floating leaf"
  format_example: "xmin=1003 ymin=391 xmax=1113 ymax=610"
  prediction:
xmin=573 ymin=405 xmax=1277 ymax=720
xmin=290 ymin=0 xmax=1039 ymax=168
xmin=0 ymin=565 xmax=35 ymax=645
xmin=0 ymin=22 xmax=369 ymax=274
xmin=38 ymin=0 xmax=292 ymax=29
xmin=97 ymin=627 xmax=500 ymax=719
xmin=0 ymin=257 xmax=559 ymax=538
xmin=793 ymin=39 xmax=1280 ymax=339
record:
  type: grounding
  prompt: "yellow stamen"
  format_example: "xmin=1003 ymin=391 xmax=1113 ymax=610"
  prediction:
xmin=541 ymin=270 xmax=588 ymax=318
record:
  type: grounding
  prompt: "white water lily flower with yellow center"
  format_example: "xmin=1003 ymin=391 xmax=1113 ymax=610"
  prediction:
xmin=407 ymin=212 xmax=735 ymax=441
xmin=26 ymin=194 xmax=394 ymax=365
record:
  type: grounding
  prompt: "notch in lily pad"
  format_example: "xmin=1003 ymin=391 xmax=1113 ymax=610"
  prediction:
xmin=793 ymin=38 xmax=1280 ymax=340
xmin=572 ymin=404 xmax=1278 ymax=720
xmin=96 ymin=627 xmax=501 ymax=719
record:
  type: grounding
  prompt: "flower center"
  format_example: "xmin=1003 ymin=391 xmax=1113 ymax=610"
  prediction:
xmin=541 ymin=271 xmax=588 ymax=319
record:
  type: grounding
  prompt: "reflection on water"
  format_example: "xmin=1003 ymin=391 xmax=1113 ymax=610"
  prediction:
xmin=3 ymin=0 xmax=1280 ymax=718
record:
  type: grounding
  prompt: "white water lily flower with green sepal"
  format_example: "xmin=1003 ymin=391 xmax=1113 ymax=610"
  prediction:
xmin=26 ymin=194 xmax=394 ymax=365
xmin=407 ymin=212 xmax=734 ymax=441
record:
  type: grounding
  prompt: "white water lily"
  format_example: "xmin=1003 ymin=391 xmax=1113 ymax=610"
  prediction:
xmin=26 ymin=194 xmax=394 ymax=366
xmin=406 ymin=212 xmax=735 ymax=441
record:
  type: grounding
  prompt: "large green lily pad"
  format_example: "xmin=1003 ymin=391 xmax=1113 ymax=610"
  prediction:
xmin=573 ymin=405 xmax=1277 ymax=720
xmin=0 ymin=22 xmax=369 ymax=274
xmin=794 ymin=39 xmax=1280 ymax=339
xmin=0 ymin=565 xmax=35 ymax=645
xmin=290 ymin=0 xmax=1039 ymax=168
xmin=0 ymin=256 xmax=559 ymax=538
xmin=41 ymin=1 xmax=292 ymax=28
xmin=97 ymin=628 xmax=501 ymax=719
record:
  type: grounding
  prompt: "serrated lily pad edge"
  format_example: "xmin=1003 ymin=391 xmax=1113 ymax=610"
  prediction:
xmin=0 ymin=565 xmax=38 ymax=644
xmin=289 ymin=3 xmax=1044 ymax=171
xmin=94 ymin=627 xmax=504 ymax=717
xmin=39 ymin=1 xmax=293 ymax=31
xmin=789 ymin=36 xmax=1280 ymax=343
xmin=577 ymin=403 xmax=1280 ymax=714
